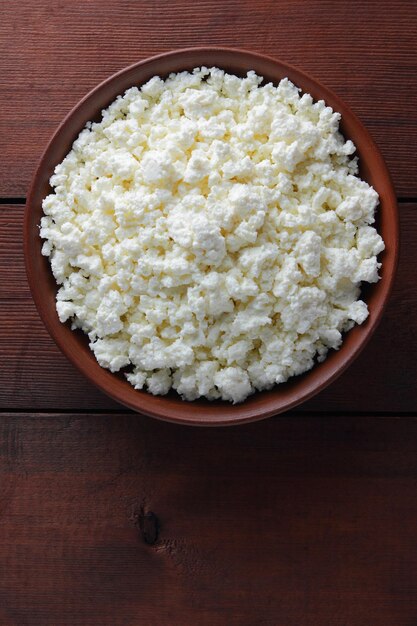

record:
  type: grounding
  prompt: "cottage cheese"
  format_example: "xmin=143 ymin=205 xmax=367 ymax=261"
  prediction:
xmin=40 ymin=68 xmax=384 ymax=403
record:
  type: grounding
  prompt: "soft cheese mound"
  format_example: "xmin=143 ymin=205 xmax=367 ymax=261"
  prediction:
xmin=40 ymin=68 xmax=385 ymax=403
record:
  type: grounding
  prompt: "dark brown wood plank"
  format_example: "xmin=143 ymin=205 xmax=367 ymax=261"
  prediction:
xmin=0 ymin=412 xmax=417 ymax=625
xmin=0 ymin=204 xmax=416 ymax=413
xmin=0 ymin=0 xmax=416 ymax=198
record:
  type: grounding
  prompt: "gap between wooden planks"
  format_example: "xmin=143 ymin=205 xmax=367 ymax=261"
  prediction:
xmin=0 ymin=0 xmax=416 ymax=197
xmin=0 ymin=203 xmax=416 ymax=414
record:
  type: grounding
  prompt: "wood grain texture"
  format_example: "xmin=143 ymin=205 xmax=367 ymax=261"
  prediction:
xmin=0 ymin=0 xmax=416 ymax=197
xmin=1 ymin=204 xmax=415 ymax=412
xmin=1 ymin=413 xmax=417 ymax=625
xmin=1 ymin=4 xmax=417 ymax=624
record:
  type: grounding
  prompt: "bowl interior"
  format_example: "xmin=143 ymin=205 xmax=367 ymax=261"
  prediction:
xmin=25 ymin=48 xmax=398 ymax=425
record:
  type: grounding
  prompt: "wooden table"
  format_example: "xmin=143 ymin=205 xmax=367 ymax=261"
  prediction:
xmin=1 ymin=1 xmax=416 ymax=624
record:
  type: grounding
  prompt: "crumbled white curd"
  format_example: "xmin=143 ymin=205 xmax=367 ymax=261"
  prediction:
xmin=40 ymin=68 xmax=384 ymax=403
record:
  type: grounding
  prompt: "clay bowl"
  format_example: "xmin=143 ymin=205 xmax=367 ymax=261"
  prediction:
xmin=25 ymin=47 xmax=399 ymax=426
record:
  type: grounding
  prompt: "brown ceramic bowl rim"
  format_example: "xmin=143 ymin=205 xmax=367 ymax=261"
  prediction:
xmin=25 ymin=47 xmax=399 ymax=426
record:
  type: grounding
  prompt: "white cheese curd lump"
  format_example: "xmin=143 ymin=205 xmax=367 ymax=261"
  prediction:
xmin=40 ymin=68 xmax=385 ymax=403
